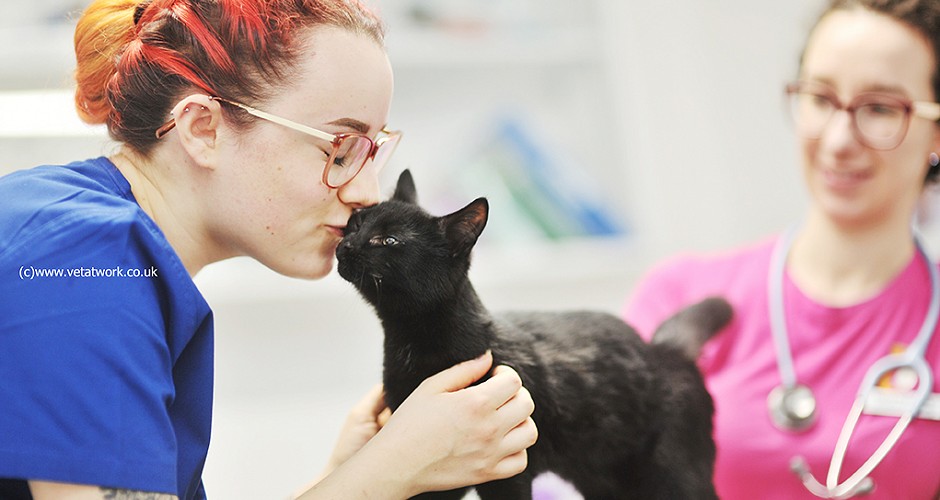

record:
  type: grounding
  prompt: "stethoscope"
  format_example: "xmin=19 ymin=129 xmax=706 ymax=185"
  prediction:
xmin=767 ymin=228 xmax=940 ymax=498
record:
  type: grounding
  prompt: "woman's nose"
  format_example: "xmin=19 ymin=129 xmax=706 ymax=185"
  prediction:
xmin=820 ymin=109 xmax=864 ymax=152
xmin=337 ymin=167 xmax=381 ymax=208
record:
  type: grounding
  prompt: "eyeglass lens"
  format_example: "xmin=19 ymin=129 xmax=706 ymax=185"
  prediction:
xmin=327 ymin=136 xmax=372 ymax=187
xmin=372 ymin=134 xmax=401 ymax=172
xmin=326 ymin=133 xmax=401 ymax=188
xmin=789 ymin=86 xmax=910 ymax=150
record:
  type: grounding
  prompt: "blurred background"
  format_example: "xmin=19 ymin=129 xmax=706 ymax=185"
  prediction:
xmin=3 ymin=0 xmax=938 ymax=498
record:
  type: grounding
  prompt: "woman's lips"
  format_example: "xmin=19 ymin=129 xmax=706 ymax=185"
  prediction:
xmin=821 ymin=167 xmax=871 ymax=191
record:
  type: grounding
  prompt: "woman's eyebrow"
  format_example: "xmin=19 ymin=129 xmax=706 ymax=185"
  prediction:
xmin=327 ymin=117 xmax=371 ymax=134
xmin=860 ymin=83 xmax=908 ymax=96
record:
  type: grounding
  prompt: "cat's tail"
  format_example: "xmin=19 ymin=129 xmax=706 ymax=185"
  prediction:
xmin=650 ymin=297 xmax=733 ymax=360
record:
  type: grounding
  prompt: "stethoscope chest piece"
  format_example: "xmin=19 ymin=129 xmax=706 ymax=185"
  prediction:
xmin=768 ymin=383 xmax=818 ymax=432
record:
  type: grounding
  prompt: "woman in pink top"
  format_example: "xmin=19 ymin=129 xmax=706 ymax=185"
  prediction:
xmin=624 ymin=0 xmax=940 ymax=498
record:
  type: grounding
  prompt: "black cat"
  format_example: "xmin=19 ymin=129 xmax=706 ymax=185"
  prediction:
xmin=336 ymin=170 xmax=731 ymax=500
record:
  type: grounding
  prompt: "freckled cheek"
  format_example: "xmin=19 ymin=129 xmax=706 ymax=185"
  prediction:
xmin=241 ymin=185 xmax=288 ymax=238
xmin=263 ymin=222 xmax=277 ymax=237
xmin=260 ymin=190 xmax=336 ymax=242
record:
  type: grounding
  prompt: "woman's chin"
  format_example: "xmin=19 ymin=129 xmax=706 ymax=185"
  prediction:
xmin=262 ymin=256 xmax=333 ymax=281
xmin=292 ymin=262 xmax=333 ymax=281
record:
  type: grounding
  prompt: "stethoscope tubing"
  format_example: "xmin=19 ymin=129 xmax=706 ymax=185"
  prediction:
xmin=768 ymin=227 xmax=939 ymax=497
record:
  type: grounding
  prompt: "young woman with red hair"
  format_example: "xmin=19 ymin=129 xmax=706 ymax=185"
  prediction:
xmin=0 ymin=1 xmax=537 ymax=498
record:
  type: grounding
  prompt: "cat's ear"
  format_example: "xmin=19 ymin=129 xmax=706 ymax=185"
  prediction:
xmin=441 ymin=197 xmax=489 ymax=258
xmin=392 ymin=169 xmax=418 ymax=205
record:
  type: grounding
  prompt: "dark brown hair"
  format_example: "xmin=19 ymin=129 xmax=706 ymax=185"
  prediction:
xmin=804 ymin=0 xmax=940 ymax=182
xmin=74 ymin=0 xmax=384 ymax=154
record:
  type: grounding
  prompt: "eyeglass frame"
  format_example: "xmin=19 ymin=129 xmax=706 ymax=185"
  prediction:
xmin=784 ymin=80 xmax=940 ymax=151
xmin=155 ymin=96 xmax=402 ymax=189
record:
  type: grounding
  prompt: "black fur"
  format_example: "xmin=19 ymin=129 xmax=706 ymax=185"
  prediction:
xmin=336 ymin=170 xmax=732 ymax=499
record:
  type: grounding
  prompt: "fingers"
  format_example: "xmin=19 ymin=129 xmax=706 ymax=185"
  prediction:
xmin=494 ymin=390 xmax=538 ymax=471
xmin=322 ymin=385 xmax=391 ymax=481
xmin=502 ymin=416 xmax=538 ymax=456
xmin=485 ymin=416 xmax=538 ymax=481
xmin=473 ymin=365 xmax=538 ymax=478
xmin=377 ymin=357 xmax=538 ymax=493
xmin=351 ymin=383 xmax=387 ymax=420
xmin=497 ymin=384 xmax=535 ymax=425
xmin=469 ymin=363 xmax=524 ymax=411
xmin=424 ymin=350 xmax=494 ymax=393
xmin=491 ymin=415 xmax=538 ymax=480
xmin=377 ymin=407 xmax=392 ymax=428
xmin=491 ymin=449 xmax=530 ymax=480
xmin=458 ymin=362 xmax=536 ymax=443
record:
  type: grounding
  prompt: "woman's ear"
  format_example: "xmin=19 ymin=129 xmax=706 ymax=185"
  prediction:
xmin=171 ymin=94 xmax=222 ymax=170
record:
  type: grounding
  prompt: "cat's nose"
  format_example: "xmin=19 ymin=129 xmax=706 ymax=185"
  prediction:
xmin=336 ymin=239 xmax=354 ymax=258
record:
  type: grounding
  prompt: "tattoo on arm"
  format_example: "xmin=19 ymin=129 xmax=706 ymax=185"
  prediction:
xmin=100 ymin=488 xmax=177 ymax=500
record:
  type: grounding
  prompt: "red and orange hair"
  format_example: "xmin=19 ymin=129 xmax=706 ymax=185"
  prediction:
xmin=74 ymin=0 xmax=384 ymax=153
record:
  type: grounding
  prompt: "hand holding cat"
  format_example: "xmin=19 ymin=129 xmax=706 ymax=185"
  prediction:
xmin=487 ymin=364 xmax=540 ymax=478
xmin=292 ymin=384 xmax=391 ymax=498
xmin=320 ymin=383 xmax=390 ymax=478
xmin=370 ymin=350 xmax=539 ymax=496
xmin=296 ymin=352 xmax=536 ymax=499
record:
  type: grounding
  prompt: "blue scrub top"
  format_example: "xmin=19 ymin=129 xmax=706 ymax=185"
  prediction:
xmin=0 ymin=157 xmax=213 ymax=499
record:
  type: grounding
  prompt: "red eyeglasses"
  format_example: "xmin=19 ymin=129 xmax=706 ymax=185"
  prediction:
xmin=156 ymin=96 xmax=402 ymax=188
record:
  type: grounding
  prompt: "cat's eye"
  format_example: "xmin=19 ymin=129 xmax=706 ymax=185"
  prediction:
xmin=370 ymin=235 xmax=400 ymax=246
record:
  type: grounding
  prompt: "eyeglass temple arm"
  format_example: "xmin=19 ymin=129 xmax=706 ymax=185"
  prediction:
xmin=913 ymin=101 xmax=940 ymax=121
xmin=210 ymin=97 xmax=338 ymax=142
xmin=156 ymin=97 xmax=399 ymax=141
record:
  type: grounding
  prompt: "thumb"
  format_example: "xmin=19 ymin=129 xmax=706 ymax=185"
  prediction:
xmin=425 ymin=350 xmax=493 ymax=393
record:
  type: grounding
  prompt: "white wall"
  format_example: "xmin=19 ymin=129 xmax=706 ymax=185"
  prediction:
xmin=599 ymin=1 xmax=824 ymax=259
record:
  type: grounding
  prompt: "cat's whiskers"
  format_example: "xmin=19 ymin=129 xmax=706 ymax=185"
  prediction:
xmin=372 ymin=274 xmax=383 ymax=306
